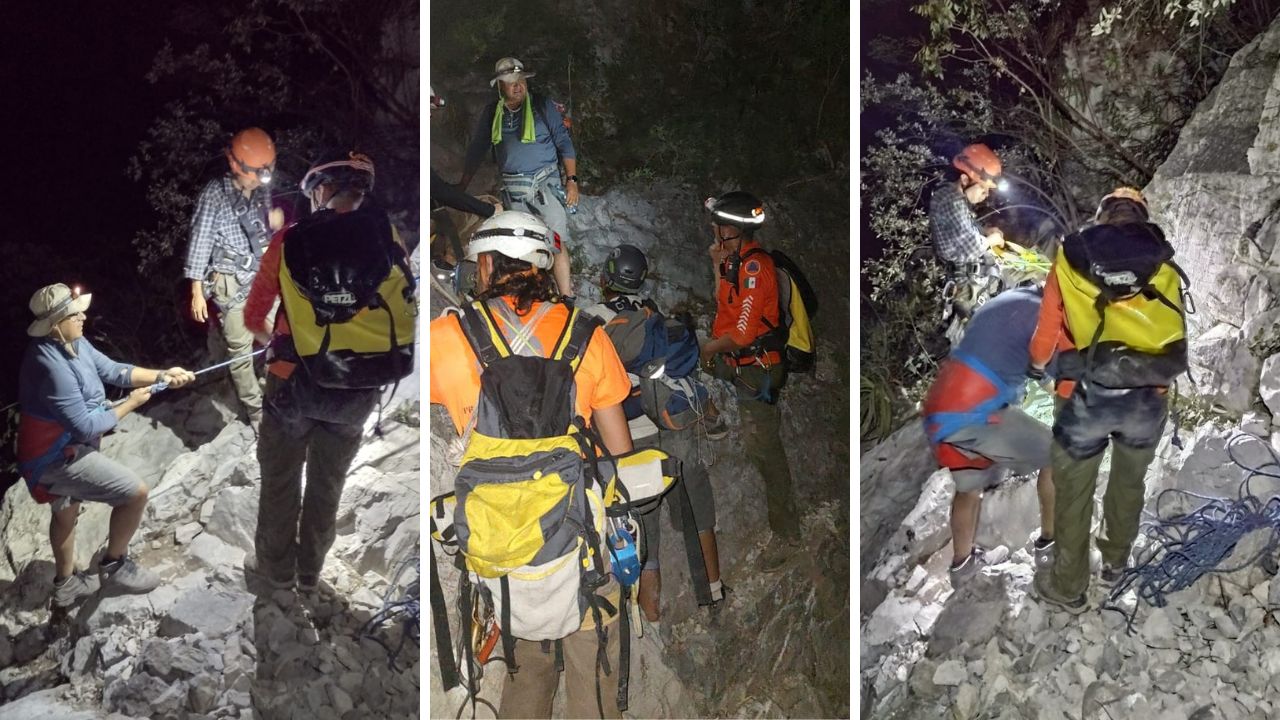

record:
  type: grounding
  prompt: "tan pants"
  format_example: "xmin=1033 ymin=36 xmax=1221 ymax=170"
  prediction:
xmin=497 ymin=620 xmax=622 ymax=719
xmin=210 ymin=273 xmax=262 ymax=416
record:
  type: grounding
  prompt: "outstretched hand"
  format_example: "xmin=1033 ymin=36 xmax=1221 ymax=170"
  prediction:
xmin=161 ymin=367 xmax=196 ymax=388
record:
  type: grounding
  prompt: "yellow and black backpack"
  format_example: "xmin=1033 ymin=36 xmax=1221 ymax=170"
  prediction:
xmin=278 ymin=205 xmax=417 ymax=389
xmin=1055 ymin=221 xmax=1190 ymax=388
xmin=738 ymin=248 xmax=817 ymax=372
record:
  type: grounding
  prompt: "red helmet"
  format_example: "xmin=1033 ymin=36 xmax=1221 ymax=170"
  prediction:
xmin=953 ymin=143 xmax=1002 ymax=189
xmin=226 ymin=127 xmax=277 ymax=185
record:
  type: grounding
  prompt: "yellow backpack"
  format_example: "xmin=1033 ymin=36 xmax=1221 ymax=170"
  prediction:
xmin=1054 ymin=222 xmax=1190 ymax=387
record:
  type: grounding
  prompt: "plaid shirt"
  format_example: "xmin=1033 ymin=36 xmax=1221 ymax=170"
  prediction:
xmin=183 ymin=176 xmax=270 ymax=287
xmin=929 ymin=181 xmax=987 ymax=264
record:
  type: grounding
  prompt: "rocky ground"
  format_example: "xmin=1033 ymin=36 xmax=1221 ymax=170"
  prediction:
xmin=0 ymin=358 xmax=421 ymax=719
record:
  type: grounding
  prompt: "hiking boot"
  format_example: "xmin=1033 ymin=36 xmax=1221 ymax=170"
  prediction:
xmin=1100 ymin=563 xmax=1126 ymax=586
xmin=244 ymin=555 xmax=295 ymax=592
xmin=703 ymin=415 xmax=730 ymax=441
xmin=99 ymin=556 xmax=161 ymax=595
xmin=52 ymin=571 xmax=100 ymax=608
xmin=948 ymin=545 xmax=1010 ymax=589
xmin=1033 ymin=570 xmax=1089 ymax=615
xmin=1032 ymin=536 xmax=1056 ymax=571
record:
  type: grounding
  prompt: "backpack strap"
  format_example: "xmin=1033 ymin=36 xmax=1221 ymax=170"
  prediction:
xmin=555 ymin=307 xmax=603 ymax=373
xmin=458 ymin=301 xmax=506 ymax=369
xmin=428 ymin=547 xmax=459 ymax=690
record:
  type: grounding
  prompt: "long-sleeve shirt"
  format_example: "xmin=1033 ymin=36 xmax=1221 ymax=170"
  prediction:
xmin=712 ymin=242 xmax=783 ymax=365
xmin=929 ymin=181 xmax=987 ymax=264
xmin=430 ymin=170 xmax=496 ymax=217
xmin=184 ymin=176 xmax=272 ymax=287
xmin=463 ymin=95 xmax=575 ymax=178
xmin=1028 ymin=267 xmax=1078 ymax=398
xmin=18 ymin=338 xmax=133 ymax=446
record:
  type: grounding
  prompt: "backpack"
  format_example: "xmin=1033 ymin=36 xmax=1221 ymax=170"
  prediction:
xmin=1054 ymin=222 xmax=1190 ymax=388
xmin=426 ymin=299 xmax=700 ymax=716
xmin=740 ymin=248 xmax=817 ymax=372
xmin=598 ymin=296 xmax=707 ymax=431
xmin=277 ymin=206 xmax=417 ymax=389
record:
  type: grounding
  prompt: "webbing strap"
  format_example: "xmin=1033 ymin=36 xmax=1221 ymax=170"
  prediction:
xmin=459 ymin=573 xmax=480 ymax=706
xmin=458 ymin=303 xmax=503 ymax=369
xmin=500 ymin=575 xmax=517 ymax=674
xmin=923 ymin=352 xmax=1015 ymax=444
xmin=428 ymin=548 xmax=460 ymax=690
xmin=677 ymin=478 xmax=713 ymax=606
xmin=618 ymin=589 xmax=631 ymax=711
xmin=554 ymin=638 xmax=565 ymax=673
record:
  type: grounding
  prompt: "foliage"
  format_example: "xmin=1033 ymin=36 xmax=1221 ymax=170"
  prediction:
xmin=430 ymin=0 xmax=849 ymax=194
xmin=125 ymin=0 xmax=418 ymax=367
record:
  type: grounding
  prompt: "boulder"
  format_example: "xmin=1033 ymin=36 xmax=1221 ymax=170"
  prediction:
xmin=159 ymin=588 xmax=253 ymax=639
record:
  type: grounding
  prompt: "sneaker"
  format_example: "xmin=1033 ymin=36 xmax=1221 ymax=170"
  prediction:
xmin=948 ymin=545 xmax=1010 ymax=589
xmin=1032 ymin=571 xmax=1089 ymax=614
xmin=98 ymin=556 xmax=161 ymax=595
xmin=52 ymin=571 xmax=101 ymax=608
xmin=1032 ymin=536 xmax=1056 ymax=571
xmin=703 ymin=415 xmax=730 ymax=441
xmin=244 ymin=555 xmax=295 ymax=592
xmin=1100 ymin=563 xmax=1126 ymax=585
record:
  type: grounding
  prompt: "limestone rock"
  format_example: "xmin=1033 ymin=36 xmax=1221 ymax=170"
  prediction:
xmin=205 ymin=486 xmax=257 ymax=553
xmin=159 ymin=588 xmax=253 ymax=639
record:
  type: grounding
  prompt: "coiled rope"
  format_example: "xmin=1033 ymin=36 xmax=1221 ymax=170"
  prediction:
xmin=1104 ymin=433 xmax=1280 ymax=631
xmin=359 ymin=554 xmax=421 ymax=669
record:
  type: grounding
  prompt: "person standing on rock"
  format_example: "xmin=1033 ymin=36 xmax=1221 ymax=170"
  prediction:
xmin=458 ymin=57 xmax=579 ymax=300
xmin=242 ymin=149 xmax=411 ymax=595
xmin=18 ymin=283 xmax=196 ymax=608
xmin=583 ymin=243 xmax=729 ymax=622
xmin=700 ymin=191 xmax=801 ymax=573
xmin=1028 ymin=187 xmax=1187 ymax=613
xmin=184 ymin=127 xmax=285 ymax=426
xmin=921 ymin=285 xmax=1057 ymax=589
xmin=430 ymin=211 xmax=633 ymax=718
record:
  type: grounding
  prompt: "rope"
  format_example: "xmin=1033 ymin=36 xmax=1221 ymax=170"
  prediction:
xmin=107 ymin=348 xmax=271 ymax=408
xmin=358 ymin=554 xmax=421 ymax=670
xmin=1103 ymin=433 xmax=1280 ymax=631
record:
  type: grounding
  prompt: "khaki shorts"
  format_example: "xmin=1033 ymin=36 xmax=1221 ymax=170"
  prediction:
xmin=943 ymin=406 xmax=1051 ymax=492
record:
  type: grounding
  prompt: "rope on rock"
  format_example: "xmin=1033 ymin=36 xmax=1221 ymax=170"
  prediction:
xmin=1104 ymin=433 xmax=1280 ymax=631
xmin=359 ymin=554 xmax=421 ymax=670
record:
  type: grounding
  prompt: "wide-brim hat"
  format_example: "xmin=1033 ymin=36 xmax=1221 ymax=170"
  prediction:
xmin=28 ymin=283 xmax=92 ymax=337
xmin=490 ymin=57 xmax=536 ymax=87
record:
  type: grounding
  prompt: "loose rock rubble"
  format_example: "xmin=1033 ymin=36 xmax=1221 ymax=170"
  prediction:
xmin=0 ymin=376 xmax=420 ymax=718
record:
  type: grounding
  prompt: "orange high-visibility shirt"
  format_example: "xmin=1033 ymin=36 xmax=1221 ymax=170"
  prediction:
xmin=712 ymin=242 xmax=783 ymax=365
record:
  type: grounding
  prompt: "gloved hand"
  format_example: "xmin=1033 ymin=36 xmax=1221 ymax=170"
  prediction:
xmin=1027 ymin=364 xmax=1046 ymax=381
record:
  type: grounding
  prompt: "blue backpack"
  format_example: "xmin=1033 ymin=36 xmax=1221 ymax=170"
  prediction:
xmin=601 ymin=297 xmax=707 ymax=430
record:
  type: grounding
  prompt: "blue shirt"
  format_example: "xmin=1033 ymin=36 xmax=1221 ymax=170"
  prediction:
xmin=464 ymin=95 xmax=576 ymax=177
xmin=19 ymin=337 xmax=134 ymax=443
xmin=954 ymin=286 xmax=1043 ymax=393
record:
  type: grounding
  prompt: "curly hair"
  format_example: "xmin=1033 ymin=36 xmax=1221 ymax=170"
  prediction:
xmin=475 ymin=252 xmax=560 ymax=315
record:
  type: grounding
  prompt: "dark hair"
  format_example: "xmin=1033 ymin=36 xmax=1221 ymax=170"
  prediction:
xmin=1097 ymin=199 xmax=1147 ymax=226
xmin=476 ymin=252 xmax=559 ymax=315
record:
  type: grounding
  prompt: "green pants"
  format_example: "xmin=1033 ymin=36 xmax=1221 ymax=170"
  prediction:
xmin=1049 ymin=391 xmax=1163 ymax=597
xmin=715 ymin=358 xmax=800 ymax=540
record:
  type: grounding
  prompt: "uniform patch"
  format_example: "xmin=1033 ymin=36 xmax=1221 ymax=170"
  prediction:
xmin=745 ymin=277 xmax=757 ymax=289
xmin=744 ymin=260 xmax=761 ymax=276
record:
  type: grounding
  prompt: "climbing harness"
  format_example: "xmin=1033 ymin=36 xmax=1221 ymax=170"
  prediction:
xmin=1103 ymin=433 xmax=1280 ymax=632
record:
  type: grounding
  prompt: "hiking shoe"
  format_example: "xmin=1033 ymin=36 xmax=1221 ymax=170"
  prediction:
xmin=1100 ymin=563 xmax=1126 ymax=585
xmin=703 ymin=415 xmax=730 ymax=441
xmin=1032 ymin=571 xmax=1089 ymax=614
xmin=52 ymin=571 xmax=100 ymax=608
xmin=98 ymin=556 xmax=161 ymax=595
xmin=1032 ymin=536 xmax=1056 ymax=571
xmin=948 ymin=545 xmax=1010 ymax=589
xmin=244 ymin=555 xmax=295 ymax=592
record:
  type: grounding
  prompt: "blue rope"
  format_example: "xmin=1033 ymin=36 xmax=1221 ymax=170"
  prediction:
xmin=358 ymin=555 xmax=420 ymax=669
xmin=1104 ymin=433 xmax=1280 ymax=631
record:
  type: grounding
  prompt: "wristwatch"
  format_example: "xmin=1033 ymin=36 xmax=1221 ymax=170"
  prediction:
xmin=566 ymin=175 xmax=578 ymax=184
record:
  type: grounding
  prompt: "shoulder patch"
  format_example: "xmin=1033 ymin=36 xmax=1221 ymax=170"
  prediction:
xmin=744 ymin=260 xmax=762 ymax=276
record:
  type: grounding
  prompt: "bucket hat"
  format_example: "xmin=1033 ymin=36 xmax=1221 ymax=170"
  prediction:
xmin=490 ymin=57 xmax=536 ymax=87
xmin=28 ymin=283 xmax=92 ymax=337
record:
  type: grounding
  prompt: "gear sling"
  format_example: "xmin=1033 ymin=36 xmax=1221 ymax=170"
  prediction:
xmin=428 ymin=300 xmax=706 ymax=717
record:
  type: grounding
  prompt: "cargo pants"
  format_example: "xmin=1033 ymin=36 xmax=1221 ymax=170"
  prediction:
xmin=210 ymin=273 xmax=263 ymax=419
xmin=715 ymin=358 xmax=801 ymax=540
xmin=1049 ymin=385 xmax=1167 ymax=598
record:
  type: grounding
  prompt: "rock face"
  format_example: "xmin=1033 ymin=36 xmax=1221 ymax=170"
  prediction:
xmin=0 ymin=330 xmax=421 ymax=717
xmin=1144 ymin=18 xmax=1280 ymax=412
xmin=427 ymin=184 xmax=850 ymax=718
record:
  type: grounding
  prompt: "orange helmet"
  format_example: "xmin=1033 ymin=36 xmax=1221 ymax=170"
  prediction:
xmin=226 ymin=127 xmax=277 ymax=185
xmin=953 ymin=143 xmax=1002 ymax=189
xmin=1096 ymin=186 xmax=1148 ymax=220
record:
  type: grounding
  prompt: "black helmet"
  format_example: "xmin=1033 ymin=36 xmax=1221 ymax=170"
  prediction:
xmin=602 ymin=244 xmax=648 ymax=293
xmin=300 ymin=149 xmax=376 ymax=195
xmin=705 ymin=191 xmax=766 ymax=232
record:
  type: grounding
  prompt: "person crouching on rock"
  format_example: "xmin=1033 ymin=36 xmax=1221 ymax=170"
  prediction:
xmin=17 ymin=283 xmax=195 ymax=609
xmin=921 ymin=285 xmax=1057 ymax=589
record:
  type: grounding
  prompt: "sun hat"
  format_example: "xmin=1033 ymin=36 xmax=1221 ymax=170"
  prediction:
xmin=28 ymin=283 xmax=92 ymax=337
xmin=490 ymin=57 xmax=536 ymax=87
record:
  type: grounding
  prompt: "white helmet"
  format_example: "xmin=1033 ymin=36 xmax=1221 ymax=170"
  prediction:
xmin=465 ymin=210 xmax=559 ymax=269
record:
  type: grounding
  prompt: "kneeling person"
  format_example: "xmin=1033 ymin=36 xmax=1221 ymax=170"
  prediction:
xmin=922 ymin=285 xmax=1056 ymax=588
